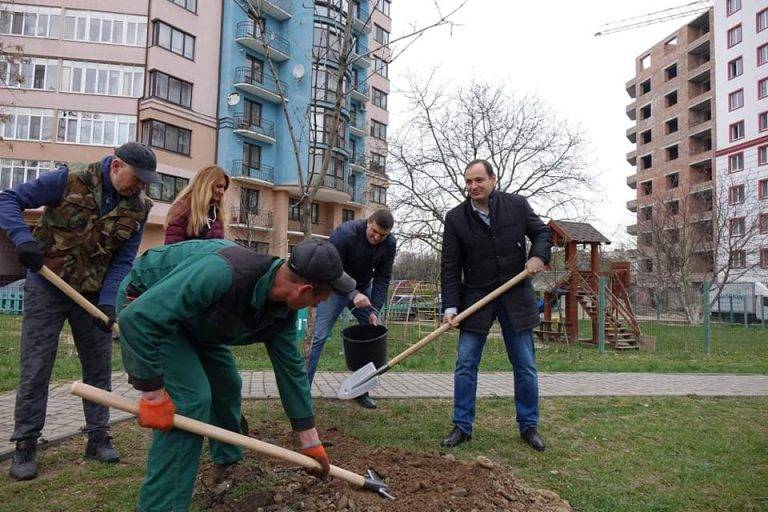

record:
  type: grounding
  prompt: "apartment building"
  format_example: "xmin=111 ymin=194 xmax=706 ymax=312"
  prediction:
xmin=0 ymin=0 xmax=221 ymax=282
xmin=625 ymin=10 xmax=716 ymax=286
xmin=713 ymin=0 xmax=768 ymax=282
xmin=215 ymin=0 xmax=391 ymax=257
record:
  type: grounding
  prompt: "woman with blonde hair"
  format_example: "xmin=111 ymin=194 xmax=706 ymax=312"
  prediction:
xmin=165 ymin=165 xmax=230 ymax=244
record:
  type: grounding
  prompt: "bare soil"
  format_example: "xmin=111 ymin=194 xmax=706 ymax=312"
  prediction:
xmin=196 ymin=424 xmax=571 ymax=512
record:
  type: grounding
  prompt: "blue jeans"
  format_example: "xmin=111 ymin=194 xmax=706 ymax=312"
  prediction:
xmin=453 ymin=301 xmax=539 ymax=435
xmin=306 ymin=289 xmax=370 ymax=385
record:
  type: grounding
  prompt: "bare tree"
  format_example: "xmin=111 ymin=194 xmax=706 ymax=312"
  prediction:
xmin=392 ymin=250 xmax=441 ymax=284
xmin=387 ymin=76 xmax=595 ymax=252
xmin=635 ymin=169 xmax=765 ymax=323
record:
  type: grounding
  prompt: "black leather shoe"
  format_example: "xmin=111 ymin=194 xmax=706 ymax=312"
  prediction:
xmin=9 ymin=439 xmax=38 ymax=481
xmin=521 ymin=427 xmax=546 ymax=452
xmin=441 ymin=426 xmax=471 ymax=447
xmin=85 ymin=431 xmax=120 ymax=463
xmin=355 ymin=393 xmax=378 ymax=409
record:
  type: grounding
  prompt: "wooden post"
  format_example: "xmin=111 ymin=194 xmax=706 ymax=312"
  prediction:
xmin=590 ymin=243 xmax=601 ymax=343
xmin=565 ymin=241 xmax=578 ymax=343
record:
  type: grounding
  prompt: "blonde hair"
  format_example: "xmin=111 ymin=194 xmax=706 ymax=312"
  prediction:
xmin=166 ymin=165 xmax=230 ymax=238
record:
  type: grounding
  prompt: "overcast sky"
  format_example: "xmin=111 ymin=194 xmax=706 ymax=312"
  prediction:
xmin=387 ymin=0 xmax=708 ymax=248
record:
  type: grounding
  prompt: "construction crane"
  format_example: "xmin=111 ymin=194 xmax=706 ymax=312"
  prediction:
xmin=594 ymin=0 xmax=712 ymax=37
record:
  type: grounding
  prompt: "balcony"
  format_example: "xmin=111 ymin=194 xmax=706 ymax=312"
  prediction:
xmin=231 ymin=160 xmax=275 ymax=184
xmin=349 ymin=152 xmax=367 ymax=171
xmin=246 ymin=0 xmax=292 ymax=21
xmin=626 ymin=101 xmax=636 ymax=121
xmin=350 ymin=82 xmax=369 ymax=102
xmin=626 ymin=126 xmax=637 ymax=144
xmin=232 ymin=114 xmax=276 ymax=144
xmin=626 ymin=199 xmax=637 ymax=212
xmin=368 ymin=159 xmax=386 ymax=177
xmin=349 ymin=113 xmax=366 ymax=138
xmin=350 ymin=42 xmax=371 ymax=68
xmin=233 ymin=67 xmax=286 ymax=103
xmin=626 ymin=224 xmax=637 ymax=236
xmin=352 ymin=4 xmax=371 ymax=33
xmin=309 ymin=173 xmax=351 ymax=194
xmin=235 ymin=22 xmax=290 ymax=62
xmin=626 ymin=150 xmax=637 ymax=167
xmin=229 ymin=207 xmax=274 ymax=230
xmin=689 ymin=180 xmax=713 ymax=194
xmin=627 ymin=174 xmax=637 ymax=189
xmin=625 ymin=78 xmax=636 ymax=99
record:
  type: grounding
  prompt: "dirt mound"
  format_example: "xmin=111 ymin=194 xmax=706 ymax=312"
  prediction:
xmin=196 ymin=424 xmax=571 ymax=512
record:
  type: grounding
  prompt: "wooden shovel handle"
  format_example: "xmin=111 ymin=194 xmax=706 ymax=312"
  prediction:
xmin=387 ymin=269 xmax=530 ymax=368
xmin=70 ymin=381 xmax=366 ymax=488
xmin=38 ymin=266 xmax=120 ymax=337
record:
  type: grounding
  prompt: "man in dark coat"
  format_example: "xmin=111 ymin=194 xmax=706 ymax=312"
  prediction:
xmin=440 ymin=159 xmax=551 ymax=451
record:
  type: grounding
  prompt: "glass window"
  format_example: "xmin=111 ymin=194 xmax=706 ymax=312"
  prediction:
xmin=727 ymin=24 xmax=742 ymax=47
xmin=153 ymin=20 xmax=194 ymax=60
xmin=149 ymin=70 xmax=192 ymax=107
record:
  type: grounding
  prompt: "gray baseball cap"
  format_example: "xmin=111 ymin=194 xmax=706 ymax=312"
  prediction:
xmin=288 ymin=239 xmax=356 ymax=294
xmin=115 ymin=142 xmax=160 ymax=184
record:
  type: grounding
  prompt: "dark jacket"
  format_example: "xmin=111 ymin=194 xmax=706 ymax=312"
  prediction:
xmin=164 ymin=203 xmax=225 ymax=244
xmin=440 ymin=191 xmax=551 ymax=333
xmin=329 ymin=219 xmax=396 ymax=312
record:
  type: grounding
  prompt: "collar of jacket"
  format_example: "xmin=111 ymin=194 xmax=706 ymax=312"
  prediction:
xmin=250 ymin=257 xmax=290 ymax=318
xmin=464 ymin=190 xmax=497 ymax=228
xmin=99 ymin=156 xmax=117 ymax=197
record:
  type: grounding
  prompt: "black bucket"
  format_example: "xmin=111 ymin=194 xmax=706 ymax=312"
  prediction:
xmin=341 ymin=324 xmax=388 ymax=371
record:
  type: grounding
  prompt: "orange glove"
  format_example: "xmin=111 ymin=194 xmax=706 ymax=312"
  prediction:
xmin=301 ymin=443 xmax=331 ymax=479
xmin=137 ymin=391 xmax=176 ymax=431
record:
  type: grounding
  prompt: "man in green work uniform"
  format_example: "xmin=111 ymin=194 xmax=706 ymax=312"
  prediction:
xmin=116 ymin=238 xmax=355 ymax=512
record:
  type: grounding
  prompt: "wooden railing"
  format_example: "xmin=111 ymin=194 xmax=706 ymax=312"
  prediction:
xmin=575 ymin=270 xmax=641 ymax=340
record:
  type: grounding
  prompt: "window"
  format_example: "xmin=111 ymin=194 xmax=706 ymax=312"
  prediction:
xmin=641 ymin=180 xmax=653 ymax=195
xmin=640 ymin=79 xmax=651 ymax=94
xmin=729 ymin=152 xmax=744 ymax=172
xmin=640 ymin=129 xmax=652 ymax=144
xmin=168 ymin=0 xmax=197 ymax=13
xmin=729 ymin=121 xmax=745 ymax=142
xmin=63 ymin=9 xmax=145 ymax=46
xmin=640 ymin=54 xmax=651 ymax=70
xmin=665 ymin=64 xmax=677 ymax=81
xmin=149 ymin=70 xmax=192 ymax=108
xmin=373 ymin=24 xmax=389 ymax=45
xmin=640 ymin=104 xmax=651 ymax=119
xmin=57 ymin=111 xmax=135 ymax=146
xmin=0 ymin=108 xmax=54 ymax=141
xmin=373 ymin=56 xmax=388 ymax=77
xmin=759 ymin=178 xmax=768 ymax=199
xmin=0 ymin=159 xmax=54 ymax=190
xmin=729 ymin=89 xmax=744 ymax=110
xmin=289 ymin=198 xmax=301 ymax=221
xmin=666 ymin=118 xmax=679 ymax=134
xmin=641 ymin=259 xmax=653 ymax=272
xmin=730 ymin=217 xmax=745 ymax=237
xmin=640 ymin=205 xmax=653 ymax=221
xmin=728 ymin=57 xmax=743 ymax=79
xmin=640 ymin=232 xmax=652 ymax=247
xmin=759 ymin=44 xmax=768 ymax=67
xmin=728 ymin=184 xmax=745 ymax=205
xmin=665 ymin=90 xmax=678 ymax=107
xmin=666 ymin=145 xmax=679 ymax=161
xmin=727 ymin=25 xmax=742 ymax=48
xmin=667 ymin=173 xmax=679 ymax=189
xmin=762 ymin=213 xmax=768 ymax=233
xmin=369 ymin=185 xmax=386 ymax=204
xmin=375 ymin=0 xmax=391 ymax=16
xmin=61 ymin=60 xmax=143 ymax=97
xmin=0 ymin=57 xmax=57 ymax=90
xmin=760 ymin=146 xmax=768 ymax=167
xmin=342 ymin=208 xmax=355 ymax=222
xmin=370 ymin=152 xmax=386 ymax=174
xmin=311 ymin=203 xmax=319 ymax=224
xmin=152 ymin=20 xmax=194 ymax=59
xmin=243 ymin=142 xmax=261 ymax=170
xmin=759 ymin=8 xmax=768 ymax=32
xmin=666 ymin=200 xmax=679 ymax=215
xmin=760 ymin=111 xmax=768 ymax=132
xmin=727 ymin=0 xmax=741 ymax=15
xmin=370 ymin=120 xmax=387 ymax=141
xmin=759 ymin=77 xmax=768 ymax=99
xmin=761 ymin=248 xmax=768 ymax=269
xmin=141 ymin=119 xmax=191 ymax=156
xmin=0 ymin=4 xmax=60 ymax=39
xmin=372 ymin=87 xmax=388 ymax=110
xmin=730 ymin=250 xmax=746 ymax=269
xmin=640 ymin=154 xmax=652 ymax=170
xmin=146 ymin=172 xmax=189 ymax=202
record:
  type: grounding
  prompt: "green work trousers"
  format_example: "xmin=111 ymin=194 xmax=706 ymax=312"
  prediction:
xmin=117 ymin=285 xmax=244 ymax=512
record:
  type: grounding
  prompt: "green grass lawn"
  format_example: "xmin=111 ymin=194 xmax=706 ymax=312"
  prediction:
xmin=0 ymin=314 xmax=766 ymax=392
xmin=0 ymin=396 xmax=765 ymax=512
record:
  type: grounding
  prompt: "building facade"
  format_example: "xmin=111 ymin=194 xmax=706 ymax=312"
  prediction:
xmin=215 ymin=0 xmax=391 ymax=257
xmin=625 ymin=10 xmax=716 ymax=287
xmin=713 ymin=0 xmax=768 ymax=283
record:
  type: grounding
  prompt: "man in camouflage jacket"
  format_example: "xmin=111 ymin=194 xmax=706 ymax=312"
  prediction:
xmin=0 ymin=142 xmax=158 ymax=481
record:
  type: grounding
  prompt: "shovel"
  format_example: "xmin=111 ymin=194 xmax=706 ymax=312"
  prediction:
xmin=38 ymin=265 xmax=120 ymax=337
xmin=337 ymin=269 xmax=530 ymax=400
xmin=70 ymin=381 xmax=395 ymax=500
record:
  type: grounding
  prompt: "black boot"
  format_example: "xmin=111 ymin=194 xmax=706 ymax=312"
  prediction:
xmin=521 ymin=427 xmax=546 ymax=452
xmin=9 ymin=439 xmax=38 ymax=481
xmin=212 ymin=461 xmax=238 ymax=484
xmin=354 ymin=393 xmax=378 ymax=409
xmin=85 ymin=431 xmax=120 ymax=463
xmin=441 ymin=426 xmax=471 ymax=447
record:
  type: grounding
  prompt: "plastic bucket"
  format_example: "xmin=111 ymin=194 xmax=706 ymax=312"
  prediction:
xmin=341 ymin=324 xmax=388 ymax=371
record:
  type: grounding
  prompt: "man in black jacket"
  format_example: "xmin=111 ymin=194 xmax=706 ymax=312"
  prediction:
xmin=440 ymin=159 xmax=551 ymax=451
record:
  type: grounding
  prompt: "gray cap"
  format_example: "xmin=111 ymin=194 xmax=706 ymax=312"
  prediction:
xmin=115 ymin=142 xmax=160 ymax=183
xmin=288 ymin=239 xmax=356 ymax=294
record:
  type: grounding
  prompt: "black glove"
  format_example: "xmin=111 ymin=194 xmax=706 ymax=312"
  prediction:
xmin=17 ymin=241 xmax=44 ymax=272
xmin=95 ymin=304 xmax=116 ymax=333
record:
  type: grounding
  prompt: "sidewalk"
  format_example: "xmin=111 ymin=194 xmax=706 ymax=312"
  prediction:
xmin=1 ymin=370 xmax=767 ymax=459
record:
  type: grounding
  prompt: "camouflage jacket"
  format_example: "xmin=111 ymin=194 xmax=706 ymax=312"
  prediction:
xmin=33 ymin=162 xmax=152 ymax=294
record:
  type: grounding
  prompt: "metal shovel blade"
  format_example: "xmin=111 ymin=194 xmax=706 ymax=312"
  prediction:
xmin=336 ymin=362 xmax=379 ymax=399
